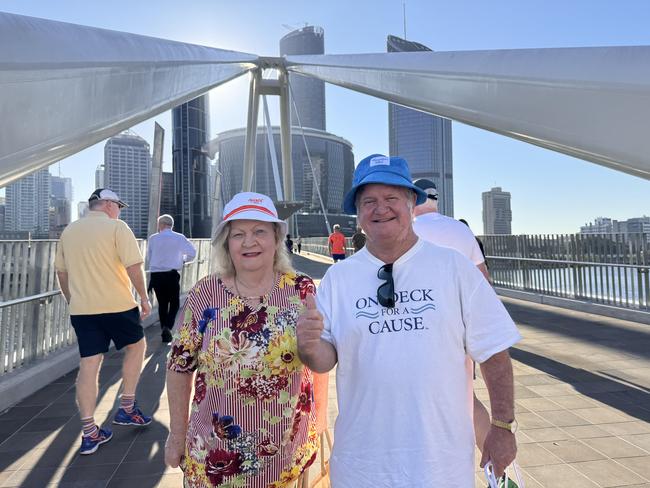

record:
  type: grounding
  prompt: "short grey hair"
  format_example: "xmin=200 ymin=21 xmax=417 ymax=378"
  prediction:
xmin=158 ymin=214 xmax=174 ymax=227
xmin=211 ymin=221 xmax=294 ymax=278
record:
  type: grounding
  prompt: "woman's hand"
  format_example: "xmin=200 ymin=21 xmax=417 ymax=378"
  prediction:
xmin=164 ymin=431 xmax=186 ymax=468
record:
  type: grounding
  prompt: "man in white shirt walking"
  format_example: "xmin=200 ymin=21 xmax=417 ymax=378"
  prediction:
xmin=147 ymin=214 xmax=196 ymax=343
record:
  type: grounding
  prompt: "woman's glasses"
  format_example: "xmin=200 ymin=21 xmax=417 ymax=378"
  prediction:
xmin=377 ymin=263 xmax=395 ymax=308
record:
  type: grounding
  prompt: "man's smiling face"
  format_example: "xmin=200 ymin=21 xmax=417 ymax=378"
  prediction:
xmin=357 ymin=184 xmax=416 ymax=244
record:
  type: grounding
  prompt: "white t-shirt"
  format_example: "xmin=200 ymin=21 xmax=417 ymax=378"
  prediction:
xmin=317 ymin=239 xmax=520 ymax=488
xmin=413 ymin=212 xmax=485 ymax=265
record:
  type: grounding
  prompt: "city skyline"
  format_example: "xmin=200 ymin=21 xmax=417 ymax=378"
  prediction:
xmin=2 ymin=0 xmax=650 ymax=235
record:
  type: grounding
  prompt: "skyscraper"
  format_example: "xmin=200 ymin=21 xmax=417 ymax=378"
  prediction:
xmin=95 ymin=163 xmax=104 ymax=189
xmin=172 ymin=95 xmax=210 ymax=237
xmin=216 ymin=127 xmax=355 ymax=235
xmin=280 ymin=26 xmax=326 ymax=131
xmin=482 ymin=187 xmax=512 ymax=235
xmin=5 ymin=168 xmax=51 ymax=237
xmin=160 ymin=171 xmax=176 ymax=218
xmin=104 ymin=131 xmax=151 ymax=238
xmin=387 ymin=35 xmax=454 ymax=216
xmin=50 ymin=175 xmax=73 ymax=237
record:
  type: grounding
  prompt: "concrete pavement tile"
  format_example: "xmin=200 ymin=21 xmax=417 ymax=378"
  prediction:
xmin=538 ymin=439 xmax=606 ymax=463
xmin=516 ymin=397 xmax=565 ymax=412
xmin=549 ymin=395 xmax=598 ymax=409
xmin=106 ymin=472 xmax=185 ymax=488
xmin=575 ymin=380 xmax=632 ymax=394
xmin=0 ymin=467 xmax=65 ymax=487
xmin=572 ymin=459 xmax=646 ymax=487
xmin=511 ymin=430 xmax=534 ymax=444
xmin=615 ymin=456 xmax=650 ymax=480
xmin=19 ymin=416 xmax=73 ymax=433
xmin=514 ymin=403 xmax=530 ymax=414
xmin=516 ymin=412 xmax=553 ymax=430
xmin=600 ymin=422 xmax=650 ymax=436
xmin=16 ymin=445 xmax=78 ymax=469
xmin=563 ymin=424 xmax=614 ymax=439
xmin=514 ymin=385 xmax=541 ymax=399
xmin=0 ymin=405 xmax=45 ymax=421
xmin=583 ymin=436 xmax=649 ymax=459
xmin=621 ymin=433 xmax=650 ymax=452
xmin=527 ymin=383 xmax=578 ymax=397
xmin=521 ymin=427 xmax=573 ymax=442
xmin=515 ymin=374 xmax=563 ymax=386
xmin=514 ymin=443 xmax=564 ymax=467
xmin=47 ymin=481 xmax=106 ymax=488
xmin=0 ymin=450 xmax=30 ymax=471
xmin=573 ymin=407 xmax=631 ymax=424
xmin=110 ymin=460 xmax=167 ymax=479
xmin=56 ymin=464 xmax=120 ymax=484
xmin=523 ymin=464 xmax=598 ymax=487
xmin=537 ymin=409 xmax=593 ymax=427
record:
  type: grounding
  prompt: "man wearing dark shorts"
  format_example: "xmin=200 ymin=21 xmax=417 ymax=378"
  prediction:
xmin=328 ymin=224 xmax=347 ymax=262
xmin=55 ymin=188 xmax=153 ymax=455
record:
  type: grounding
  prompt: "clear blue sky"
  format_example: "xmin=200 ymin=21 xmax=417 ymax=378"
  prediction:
xmin=4 ymin=0 xmax=650 ymax=234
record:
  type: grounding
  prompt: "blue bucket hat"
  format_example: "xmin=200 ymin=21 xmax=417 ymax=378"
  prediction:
xmin=343 ymin=154 xmax=428 ymax=214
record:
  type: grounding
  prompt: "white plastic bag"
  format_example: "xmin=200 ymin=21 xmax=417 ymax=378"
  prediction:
xmin=484 ymin=460 xmax=525 ymax=488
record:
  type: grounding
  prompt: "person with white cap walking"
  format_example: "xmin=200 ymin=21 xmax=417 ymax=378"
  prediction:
xmin=55 ymin=188 xmax=152 ymax=456
xmin=297 ymin=155 xmax=521 ymax=487
xmin=165 ymin=192 xmax=318 ymax=487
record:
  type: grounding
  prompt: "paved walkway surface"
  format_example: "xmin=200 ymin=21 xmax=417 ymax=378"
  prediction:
xmin=0 ymin=252 xmax=649 ymax=487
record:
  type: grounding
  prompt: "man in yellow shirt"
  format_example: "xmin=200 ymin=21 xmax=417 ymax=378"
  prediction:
xmin=55 ymin=188 xmax=152 ymax=455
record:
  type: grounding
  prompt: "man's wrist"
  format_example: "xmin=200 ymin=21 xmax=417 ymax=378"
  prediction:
xmin=491 ymin=417 xmax=518 ymax=433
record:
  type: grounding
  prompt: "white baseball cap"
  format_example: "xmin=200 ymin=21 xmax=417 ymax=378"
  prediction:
xmin=88 ymin=188 xmax=128 ymax=208
xmin=214 ymin=192 xmax=287 ymax=237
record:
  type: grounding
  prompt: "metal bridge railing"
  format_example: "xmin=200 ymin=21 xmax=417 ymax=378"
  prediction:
xmin=0 ymin=239 xmax=212 ymax=377
xmin=488 ymin=256 xmax=650 ymax=310
xmin=302 ymin=233 xmax=650 ymax=312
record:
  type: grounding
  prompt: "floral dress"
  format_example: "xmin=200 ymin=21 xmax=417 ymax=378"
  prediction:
xmin=167 ymin=272 xmax=319 ymax=488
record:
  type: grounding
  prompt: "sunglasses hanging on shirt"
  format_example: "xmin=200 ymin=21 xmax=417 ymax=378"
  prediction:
xmin=377 ymin=263 xmax=395 ymax=308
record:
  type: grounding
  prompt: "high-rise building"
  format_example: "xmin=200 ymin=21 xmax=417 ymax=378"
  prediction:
xmin=78 ymin=201 xmax=89 ymax=219
xmin=387 ymin=35 xmax=454 ymax=216
xmin=104 ymin=131 xmax=151 ymax=238
xmin=216 ymin=127 xmax=355 ymax=235
xmin=280 ymin=26 xmax=326 ymax=131
xmin=5 ymin=168 xmax=51 ymax=237
xmin=50 ymin=175 xmax=73 ymax=237
xmin=160 ymin=171 xmax=176 ymax=218
xmin=172 ymin=95 xmax=211 ymax=237
xmin=580 ymin=217 xmax=618 ymax=234
xmin=0 ymin=196 xmax=5 ymax=231
xmin=95 ymin=163 xmax=105 ymax=189
xmin=482 ymin=187 xmax=512 ymax=235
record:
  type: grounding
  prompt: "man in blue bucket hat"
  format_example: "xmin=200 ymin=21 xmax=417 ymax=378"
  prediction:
xmin=297 ymin=154 xmax=521 ymax=487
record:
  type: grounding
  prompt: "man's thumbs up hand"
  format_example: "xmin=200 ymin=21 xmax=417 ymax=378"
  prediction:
xmin=297 ymin=294 xmax=324 ymax=356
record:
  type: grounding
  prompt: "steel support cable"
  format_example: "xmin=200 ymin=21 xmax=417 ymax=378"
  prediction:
xmin=286 ymin=77 xmax=332 ymax=235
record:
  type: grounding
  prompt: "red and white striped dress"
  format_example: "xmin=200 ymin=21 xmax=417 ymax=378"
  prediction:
xmin=167 ymin=272 xmax=318 ymax=488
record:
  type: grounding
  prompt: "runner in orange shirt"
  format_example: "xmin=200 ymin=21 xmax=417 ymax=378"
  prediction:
xmin=328 ymin=224 xmax=347 ymax=262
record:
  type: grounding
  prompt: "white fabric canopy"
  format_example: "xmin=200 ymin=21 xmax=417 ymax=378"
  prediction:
xmin=0 ymin=13 xmax=257 ymax=187
xmin=1 ymin=11 xmax=649 ymax=187
xmin=286 ymin=48 xmax=650 ymax=180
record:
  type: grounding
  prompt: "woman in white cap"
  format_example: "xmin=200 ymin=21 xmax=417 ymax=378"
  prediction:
xmin=165 ymin=192 xmax=318 ymax=487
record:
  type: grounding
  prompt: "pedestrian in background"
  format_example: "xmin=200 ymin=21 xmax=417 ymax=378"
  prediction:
xmin=328 ymin=224 xmax=346 ymax=262
xmin=147 ymin=214 xmax=196 ymax=343
xmin=55 ymin=188 xmax=152 ymax=456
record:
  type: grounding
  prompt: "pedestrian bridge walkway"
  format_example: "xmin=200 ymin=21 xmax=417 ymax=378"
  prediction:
xmin=0 ymin=253 xmax=649 ymax=487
